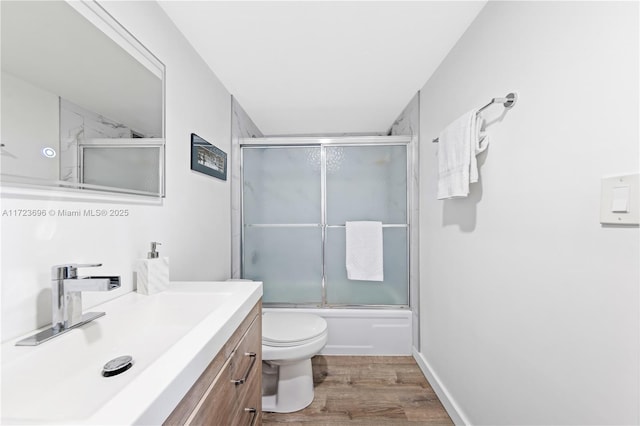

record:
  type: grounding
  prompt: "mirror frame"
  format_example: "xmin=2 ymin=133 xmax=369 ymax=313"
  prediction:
xmin=0 ymin=0 xmax=166 ymax=198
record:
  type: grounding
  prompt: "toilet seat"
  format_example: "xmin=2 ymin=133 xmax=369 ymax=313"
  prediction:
xmin=262 ymin=312 xmax=327 ymax=347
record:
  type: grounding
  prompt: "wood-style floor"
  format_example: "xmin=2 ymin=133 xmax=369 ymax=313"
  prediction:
xmin=262 ymin=356 xmax=454 ymax=425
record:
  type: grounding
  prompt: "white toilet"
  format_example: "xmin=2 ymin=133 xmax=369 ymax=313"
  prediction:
xmin=261 ymin=311 xmax=328 ymax=413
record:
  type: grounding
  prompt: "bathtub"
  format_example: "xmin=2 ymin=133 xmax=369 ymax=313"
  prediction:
xmin=262 ymin=307 xmax=412 ymax=355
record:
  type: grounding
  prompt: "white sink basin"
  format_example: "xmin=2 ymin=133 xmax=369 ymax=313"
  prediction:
xmin=1 ymin=281 xmax=262 ymax=425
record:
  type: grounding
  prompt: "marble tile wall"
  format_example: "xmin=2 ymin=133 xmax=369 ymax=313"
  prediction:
xmin=230 ymin=97 xmax=263 ymax=278
xmin=59 ymin=99 xmax=133 ymax=182
xmin=388 ymin=91 xmax=420 ymax=349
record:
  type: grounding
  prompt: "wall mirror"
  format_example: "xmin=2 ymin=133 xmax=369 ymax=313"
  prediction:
xmin=1 ymin=0 xmax=166 ymax=197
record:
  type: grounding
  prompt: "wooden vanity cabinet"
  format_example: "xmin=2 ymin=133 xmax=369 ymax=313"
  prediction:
xmin=164 ymin=301 xmax=262 ymax=426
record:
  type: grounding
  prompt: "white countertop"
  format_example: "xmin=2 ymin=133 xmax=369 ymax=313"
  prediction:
xmin=1 ymin=281 xmax=262 ymax=425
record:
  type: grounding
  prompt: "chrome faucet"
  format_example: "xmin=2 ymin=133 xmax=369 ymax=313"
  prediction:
xmin=51 ymin=264 xmax=121 ymax=330
xmin=16 ymin=264 xmax=121 ymax=346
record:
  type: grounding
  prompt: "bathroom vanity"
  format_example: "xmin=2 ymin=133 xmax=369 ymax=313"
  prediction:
xmin=164 ymin=300 xmax=262 ymax=425
xmin=1 ymin=281 xmax=262 ymax=425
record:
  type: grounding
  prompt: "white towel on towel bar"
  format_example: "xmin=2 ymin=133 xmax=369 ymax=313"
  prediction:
xmin=345 ymin=221 xmax=384 ymax=282
xmin=437 ymin=109 xmax=489 ymax=199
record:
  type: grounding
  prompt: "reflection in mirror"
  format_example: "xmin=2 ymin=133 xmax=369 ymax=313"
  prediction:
xmin=1 ymin=0 xmax=165 ymax=197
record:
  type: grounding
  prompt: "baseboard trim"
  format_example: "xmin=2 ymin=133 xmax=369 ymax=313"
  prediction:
xmin=412 ymin=348 xmax=471 ymax=426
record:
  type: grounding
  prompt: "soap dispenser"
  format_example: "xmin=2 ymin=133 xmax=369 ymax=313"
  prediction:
xmin=136 ymin=241 xmax=170 ymax=295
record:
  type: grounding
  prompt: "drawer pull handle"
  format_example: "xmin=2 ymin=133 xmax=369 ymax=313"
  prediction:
xmin=231 ymin=352 xmax=257 ymax=385
xmin=245 ymin=407 xmax=258 ymax=426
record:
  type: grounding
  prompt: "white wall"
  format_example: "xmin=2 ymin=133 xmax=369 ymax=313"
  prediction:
xmin=0 ymin=1 xmax=232 ymax=341
xmin=103 ymin=1 xmax=232 ymax=281
xmin=417 ymin=2 xmax=639 ymax=425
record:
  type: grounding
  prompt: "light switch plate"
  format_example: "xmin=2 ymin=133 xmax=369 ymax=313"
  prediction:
xmin=600 ymin=173 xmax=639 ymax=225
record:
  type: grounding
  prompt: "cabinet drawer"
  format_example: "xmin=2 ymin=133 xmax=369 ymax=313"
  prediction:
xmin=230 ymin=312 xmax=261 ymax=389
xmin=232 ymin=361 xmax=262 ymax=426
xmin=230 ymin=314 xmax=261 ymax=424
xmin=190 ymin=315 xmax=261 ymax=425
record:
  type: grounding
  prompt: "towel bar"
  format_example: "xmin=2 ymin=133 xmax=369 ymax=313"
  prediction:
xmin=432 ymin=92 xmax=517 ymax=143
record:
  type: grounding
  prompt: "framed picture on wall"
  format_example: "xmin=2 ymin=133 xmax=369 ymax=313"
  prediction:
xmin=190 ymin=133 xmax=227 ymax=180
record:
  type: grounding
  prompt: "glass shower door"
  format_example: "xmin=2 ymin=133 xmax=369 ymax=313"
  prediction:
xmin=242 ymin=146 xmax=323 ymax=304
xmin=324 ymin=145 xmax=408 ymax=305
xmin=242 ymin=143 xmax=409 ymax=307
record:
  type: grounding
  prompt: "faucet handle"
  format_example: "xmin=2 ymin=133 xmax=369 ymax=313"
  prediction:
xmin=52 ymin=263 xmax=102 ymax=280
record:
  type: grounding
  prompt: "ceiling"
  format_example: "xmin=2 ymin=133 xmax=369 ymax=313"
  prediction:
xmin=159 ymin=1 xmax=486 ymax=136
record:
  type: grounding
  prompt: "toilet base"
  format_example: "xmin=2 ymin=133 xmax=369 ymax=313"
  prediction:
xmin=262 ymin=359 xmax=315 ymax=413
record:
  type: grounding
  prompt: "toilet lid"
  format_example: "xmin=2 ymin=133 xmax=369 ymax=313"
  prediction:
xmin=262 ymin=312 xmax=327 ymax=345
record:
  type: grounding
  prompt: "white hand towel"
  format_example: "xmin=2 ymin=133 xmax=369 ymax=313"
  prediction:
xmin=437 ymin=109 xmax=489 ymax=200
xmin=345 ymin=221 xmax=384 ymax=282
